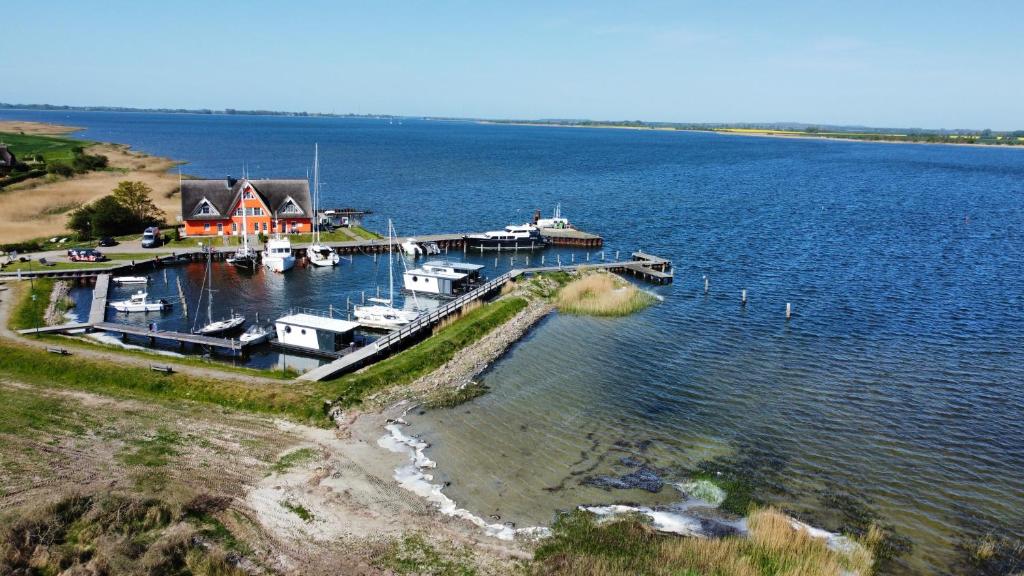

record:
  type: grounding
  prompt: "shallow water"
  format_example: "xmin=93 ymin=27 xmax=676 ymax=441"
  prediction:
xmin=5 ymin=109 xmax=1023 ymax=573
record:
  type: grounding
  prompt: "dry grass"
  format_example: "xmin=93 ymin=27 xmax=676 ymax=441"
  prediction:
xmin=534 ymin=507 xmax=878 ymax=576
xmin=433 ymin=299 xmax=483 ymax=333
xmin=555 ymin=272 xmax=656 ymax=316
xmin=0 ymin=142 xmax=182 ymax=243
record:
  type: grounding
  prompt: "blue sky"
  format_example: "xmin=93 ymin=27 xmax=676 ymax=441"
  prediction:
xmin=3 ymin=1 xmax=1021 ymax=129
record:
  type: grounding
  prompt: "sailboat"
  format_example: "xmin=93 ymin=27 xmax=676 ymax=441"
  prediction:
xmin=305 ymin=144 xmax=340 ymax=267
xmin=354 ymin=219 xmax=419 ymax=330
xmin=194 ymin=246 xmax=246 ymax=335
xmin=227 ymin=191 xmax=259 ymax=270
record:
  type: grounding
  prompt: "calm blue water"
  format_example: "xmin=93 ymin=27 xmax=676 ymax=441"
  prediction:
xmin=4 ymin=109 xmax=1023 ymax=573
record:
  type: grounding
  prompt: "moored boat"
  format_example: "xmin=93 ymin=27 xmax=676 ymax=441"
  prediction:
xmin=109 ymin=291 xmax=171 ymax=313
xmin=262 ymin=236 xmax=295 ymax=273
xmin=305 ymin=144 xmax=340 ymax=267
xmin=355 ymin=220 xmax=420 ymax=329
xmin=463 ymin=223 xmax=549 ymax=251
xmin=112 ymin=276 xmax=148 ymax=285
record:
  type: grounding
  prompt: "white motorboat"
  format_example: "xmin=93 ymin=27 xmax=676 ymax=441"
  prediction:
xmin=306 ymin=144 xmax=341 ymax=267
xmin=193 ymin=247 xmax=247 ymax=335
xmin=400 ymin=238 xmax=423 ymax=256
xmin=239 ymin=323 xmax=271 ymax=345
xmin=262 ymin=236 xmax=295 ymax=273
xmin=464 ymin=223 xmax=549 ymax=251
xmin=535 ymin=203 xmax=571 ymax=229
xmin=109 ymin=291 xmax=171 ymax=313
xmin=355 ymin=219 xmax=420 ymax=329
xmin=112 ymin=276 xmax=148 ymax=285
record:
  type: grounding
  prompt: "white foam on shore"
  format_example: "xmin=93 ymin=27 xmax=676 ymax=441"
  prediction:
xmin=377 ymin=423 xmax=551 ymax=541
xmin=583 ymin=504 xmax=705 ymax=535
xmin=87 ymin=332 xmax=185 ymax=357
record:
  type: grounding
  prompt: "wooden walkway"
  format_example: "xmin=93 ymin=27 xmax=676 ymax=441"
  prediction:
xmin=299 ymin=271 xmax=518 ymax=381
xmin=300 ymin=253 xmax=673 ymax=381
xmin=93 ymin=322 xmax=245 ymax=352
xmin=88 ymin=274 xmax=110 ymax=323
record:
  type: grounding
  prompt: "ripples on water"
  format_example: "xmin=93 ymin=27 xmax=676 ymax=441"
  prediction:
xmin=7 ymin=110 xmax=1023 ymax=574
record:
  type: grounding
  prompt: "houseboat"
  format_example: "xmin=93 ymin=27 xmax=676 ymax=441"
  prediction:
xmin=403 ymin=260 xmax=485 ymax=297
xmin=274 ymin=313 xmax=360 ymax=355
xmin=463 ymin=224 xmax=549 ymax=251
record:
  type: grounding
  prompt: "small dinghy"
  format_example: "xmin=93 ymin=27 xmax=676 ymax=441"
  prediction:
xmin=112 ymin=276 xmax=148 ymax=285
xmin=109 ymin=291 xmax=171 ymax=313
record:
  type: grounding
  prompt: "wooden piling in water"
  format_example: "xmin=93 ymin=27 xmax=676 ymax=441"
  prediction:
xmin=741 ymin=289 xmax=747 ymax=305
xmin=786 ymin=302 xmax=792 ymax=320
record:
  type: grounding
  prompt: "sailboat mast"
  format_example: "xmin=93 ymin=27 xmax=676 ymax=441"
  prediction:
xmin=206 ymin=248 xmax=213 ymax=324
xmin=240 ymin=180 xmax=249 ymax=251
xmin=388 ymin=219 xmax=394 ymax=304
xmin=313 ymin=143 xmax=319 ymax=244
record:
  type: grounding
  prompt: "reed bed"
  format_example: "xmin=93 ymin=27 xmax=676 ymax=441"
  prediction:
xmin=555 ymin=272 xmax=656 ymax=316
xmin=533 ymin=508 xmax=877 ymax=576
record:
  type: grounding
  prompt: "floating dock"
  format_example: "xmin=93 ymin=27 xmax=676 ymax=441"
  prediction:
xmin=93 ymin=321 xmax=245 ymax=352
xmin=301 ymin=253 xmax=672 ymax=381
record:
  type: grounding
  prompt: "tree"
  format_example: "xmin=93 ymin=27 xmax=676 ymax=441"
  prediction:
xmin=111 ymin=181 xmax=165 ymax=226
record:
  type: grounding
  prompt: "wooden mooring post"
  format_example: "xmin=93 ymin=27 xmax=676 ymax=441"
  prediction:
xmin=786 ymin=302 xmax=792 ymax=320
xmin=741 ymin=289 xmax=747 ymax=306
xmin=176 ymin=277 xmax=188 ymax=317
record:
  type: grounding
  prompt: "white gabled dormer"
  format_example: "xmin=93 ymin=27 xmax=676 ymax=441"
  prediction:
xmin=279 ymin=196 xmax=304 ymax=215
xmin=192 ymin=197 xmax=220 ymax=217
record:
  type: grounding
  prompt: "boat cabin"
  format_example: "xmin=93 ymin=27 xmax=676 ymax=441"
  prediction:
xmin=274 ymin=313 xmax=359 ymax=353
xmin=403 ymin=260 xmax=485 ymax=296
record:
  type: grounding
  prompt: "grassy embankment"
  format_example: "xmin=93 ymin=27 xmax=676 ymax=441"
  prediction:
xmin=323 ymin=296 xmax=527 ymax=406
xmin=4 ymin=276 xmax=528 ymax=421
xmin=532 ymin=508 xmax=878 ymax=576
xmin=555 ymin=271 xmax=656 ymax=316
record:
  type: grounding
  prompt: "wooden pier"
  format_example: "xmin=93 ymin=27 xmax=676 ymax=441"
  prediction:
xmin=88 ymin=274 xmax=110 ymax=323
xmin=301 ymin=253 xmax=672 ymax=381
xmin=93 ymin=322 xmax=245 ymax=352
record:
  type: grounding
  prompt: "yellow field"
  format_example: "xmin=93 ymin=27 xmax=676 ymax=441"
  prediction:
xmin=0 ymin=142 xmax=182 ymax=244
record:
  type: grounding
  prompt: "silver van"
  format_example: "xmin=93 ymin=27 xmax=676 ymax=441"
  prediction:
xmin=141 ymin=227 xmax=161 ymax=248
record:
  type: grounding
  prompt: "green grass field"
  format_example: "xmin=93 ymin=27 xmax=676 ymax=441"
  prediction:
xmin=8 ymin=278 xmax=54 ymax=331
xmin=0 ymin=131 xmax=92 ymax=165
xmin=3 ymin=275 xmax=530 ymax=422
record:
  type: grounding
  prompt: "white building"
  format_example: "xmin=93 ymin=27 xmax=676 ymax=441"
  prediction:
xmin=274 ymin=313 xmax=359 ymax=353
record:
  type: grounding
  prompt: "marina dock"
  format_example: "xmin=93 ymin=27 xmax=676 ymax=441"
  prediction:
xmin=93 ymin=321 xmax=245 ymax=352
xmin=302 ymin=253 xmax=672 ymax=381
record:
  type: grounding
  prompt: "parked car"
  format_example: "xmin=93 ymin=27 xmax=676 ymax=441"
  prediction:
xmin=67 ymin=248 xmax=107 ymax=262
xmin=141 ymin=227 xmax=162 ymax=248
xmin=98 ymin=236 xmax=118 ymax=247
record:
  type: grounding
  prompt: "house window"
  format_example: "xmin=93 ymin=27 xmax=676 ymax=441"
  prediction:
xmin=198 ymin=201 xmax=212 ymax=215
xmin=231 ymin=222 xmax=237 ymax=232
xmin=281 ymin=200 xmax=302 ymax=214
xmin=204 ymin=223 xmax=210 ymax=232
xmin=262 ymin=222 xmax=268 ymax=231
xmin=235 ymin=208 xmax=243 ymax=216
xmin=243 ymin=190 xmax=255 ymax=199
xmin=217 ymin=223 xmax=224 ymax=233
xmin=254 ymin=223 xmax=259 ymax=233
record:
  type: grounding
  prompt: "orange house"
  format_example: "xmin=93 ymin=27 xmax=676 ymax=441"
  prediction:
xmin=180 ymin=178 xmax=312 ymax=237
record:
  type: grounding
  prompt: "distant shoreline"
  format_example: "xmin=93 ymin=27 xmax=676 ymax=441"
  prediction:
xmin=478 ymin=121 xmax=1024 ymax=150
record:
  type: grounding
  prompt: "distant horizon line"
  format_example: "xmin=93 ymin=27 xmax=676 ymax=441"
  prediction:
xmin=0 ymin=102 xmax=1019 ymax=135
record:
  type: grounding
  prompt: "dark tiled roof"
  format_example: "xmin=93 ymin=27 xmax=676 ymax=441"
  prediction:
xmin=181 ymin=178 xmax=311 ymax=220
